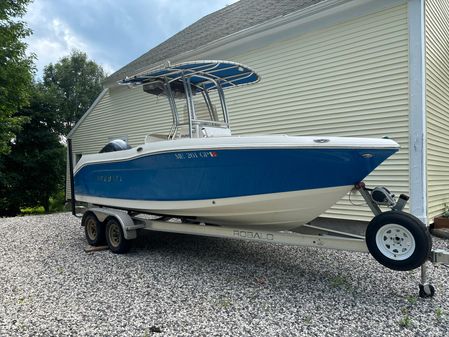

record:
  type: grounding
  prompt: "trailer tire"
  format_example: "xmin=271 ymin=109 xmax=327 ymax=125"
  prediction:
xmin=105 ymin=217 xmax=131 ymax=254
xmin=83 ymin=212 xmax=105 ymax=246
xmin=366 ymin=211 xmax=431 ymax=271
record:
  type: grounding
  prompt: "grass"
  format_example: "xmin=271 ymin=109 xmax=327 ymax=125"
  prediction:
xmin=217 ymin=297 xmax=232 ymax=309
xmin=397 ymin=294 xmax=422 ymax=329
xmin=435 ymin=308 xmax=444 ymax=321
xmin=20 ymin=206 xmax=45 ymax=216
xmin=399 ymin=315 xmax=412 ymax=328
xmin=19 ymin=189 xmax=69 ymax=216
xmin=406 ymin=295 xmax=417 ymax=305
xmin=329 ymin=275 xmax=351 ymax=290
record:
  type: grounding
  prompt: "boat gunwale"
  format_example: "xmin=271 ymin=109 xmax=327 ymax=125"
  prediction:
xmin=74 ymin=136 xmax=399 ymax=174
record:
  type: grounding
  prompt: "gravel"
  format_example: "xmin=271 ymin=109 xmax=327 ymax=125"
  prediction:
xmin=0 ymin=212 xmax=449 ymax=337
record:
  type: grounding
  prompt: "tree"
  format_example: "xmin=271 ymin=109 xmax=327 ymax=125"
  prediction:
xmin=0 ymin=0 xmax=34 ymax=154
xmin=0 ymin=50 xmax=105 ymax=216
xmin=0 ymin=83 xmax=65 ymax=216
xmin=43 ymin=50 xmax=105 ymax=136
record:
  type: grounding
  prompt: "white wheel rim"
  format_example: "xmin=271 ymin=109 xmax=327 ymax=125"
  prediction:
xmin=86 ymin=218 xmax=97 ymax=240
xmin=375 ymin=224 xmax=416 ymax=260
xmin=109 ymin=223 xmax=121 ymax=247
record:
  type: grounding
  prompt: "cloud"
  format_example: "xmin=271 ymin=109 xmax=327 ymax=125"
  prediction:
xmin=24 ymin=0 xmax=238 ymax=79
xmin=25 ymin=1 xmax=92 ymax=78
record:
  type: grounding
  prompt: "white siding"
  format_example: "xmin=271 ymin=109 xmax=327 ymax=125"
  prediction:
xmin=70 ymin=4 xmax=410 ymax=222
xmin=425 ymin=0 xmax=449 ymax=220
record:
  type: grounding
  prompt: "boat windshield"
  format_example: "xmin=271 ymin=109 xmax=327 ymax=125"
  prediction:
xmin=119 ymin=60 xmax=260 ymax=139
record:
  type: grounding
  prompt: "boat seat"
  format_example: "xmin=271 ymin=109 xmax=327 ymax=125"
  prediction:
xmin=201 ymin=126 xmax=231 ymax=137
xmin=144 ymin=133 xmax=167 ymax=143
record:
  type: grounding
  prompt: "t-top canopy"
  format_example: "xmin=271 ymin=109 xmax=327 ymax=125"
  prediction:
xmin=119 ymin=60 xmax=260 ymax=94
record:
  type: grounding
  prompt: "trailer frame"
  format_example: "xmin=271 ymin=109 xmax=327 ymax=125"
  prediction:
xmin=76 ymin=183 xmax=449 ymax=298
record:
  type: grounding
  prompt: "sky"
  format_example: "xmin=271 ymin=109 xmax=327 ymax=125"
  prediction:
xmin=24 ymin=0 xmax=238 ymax=79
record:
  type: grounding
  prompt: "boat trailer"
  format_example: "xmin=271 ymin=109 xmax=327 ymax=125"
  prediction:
xmin=75 ymin=182 xmax=449 ymax=298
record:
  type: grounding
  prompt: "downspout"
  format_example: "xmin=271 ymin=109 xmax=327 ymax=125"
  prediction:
xmin=408 ymin=0 xmax=427 ymax=224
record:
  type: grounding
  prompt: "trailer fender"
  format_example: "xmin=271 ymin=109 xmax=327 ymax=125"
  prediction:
xmin=88 ymin=208 xmax=142 ymax=240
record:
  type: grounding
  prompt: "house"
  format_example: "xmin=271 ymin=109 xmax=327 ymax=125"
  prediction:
xmin=67 ymin=0 xmax=449 ymax=225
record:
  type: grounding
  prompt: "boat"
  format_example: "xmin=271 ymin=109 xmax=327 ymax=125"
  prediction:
xmin=73 ymin=60 xmax=399 ymax=230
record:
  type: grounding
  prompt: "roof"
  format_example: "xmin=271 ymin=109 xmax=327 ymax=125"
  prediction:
xmin=105 ymin=0 xmax=325 ymax=86
xmin=120 ymin=60 xmax=260 ymax=93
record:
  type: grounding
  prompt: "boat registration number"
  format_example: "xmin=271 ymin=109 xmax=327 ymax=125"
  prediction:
xmin=174 ymin=151 xmax=218 ymax=160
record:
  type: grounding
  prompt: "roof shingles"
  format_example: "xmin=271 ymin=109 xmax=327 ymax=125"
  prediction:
xmin=106 ymin=0 xmax=324 ymax=85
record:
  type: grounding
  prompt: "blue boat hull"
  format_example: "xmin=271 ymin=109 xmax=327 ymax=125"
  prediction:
xmin=74 ymin=145 xmax=397 ymax=228
xmin=75 ymin=147 xmax=396 ymax=201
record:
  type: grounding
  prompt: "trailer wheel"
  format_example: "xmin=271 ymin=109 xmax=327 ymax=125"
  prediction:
xmin=105 ymin=218 xmax=131 ymax=254
xmin=82 ymin=212 xmax=105 ymax=246
xmin=366 ymin=211 xmax=431 ymax=271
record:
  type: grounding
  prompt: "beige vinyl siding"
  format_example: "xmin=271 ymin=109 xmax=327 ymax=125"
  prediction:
xmin=71 ymin=87 xmax=173 ymax=153
xmin=67 ymin=88 xmax=173 ymax=198
xmin=70 ymin=4 xmax=410 ymax=222
xmin=425 ymin=0 xmax=449 ymax=220
xmin=224 ymin=4 xmax=409 ymax=221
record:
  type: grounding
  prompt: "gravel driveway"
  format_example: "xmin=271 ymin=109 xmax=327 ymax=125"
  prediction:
xmin=0 ymin=213 xmax=448 ymax=336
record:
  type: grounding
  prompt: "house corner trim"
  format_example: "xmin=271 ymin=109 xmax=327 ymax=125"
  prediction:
xmin=408 ymin=0 xmax=427 ymax=224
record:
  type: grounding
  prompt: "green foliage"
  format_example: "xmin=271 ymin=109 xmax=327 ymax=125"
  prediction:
xmin=217 ymin=297 xmax=232 ymax=309
xmin=0 ymin=0 xmax=34 ymax=154
xmin=405 ymin=295 xmax=417 ymax=305
xmin=20 ymin=206 xmax=45 ymax=216
xmin=0 ymin=6 xmax=105 ymax=215
xmin=0 ymin=49 xmax=105 ymax=216
xmin=441 ymin=203 xmax=449 ymax=218
xmin=43 ymin=50 xmax=105 ymax=136
xmin=0 ymin=83 xmax=66 ymax=216
xmin=329 ymin=274 xmax=351 ymax=290
xmin=49 ymin=189 xmax=68 ymax=213
xmin=399 ymin=314 xmax=412 ymax=328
